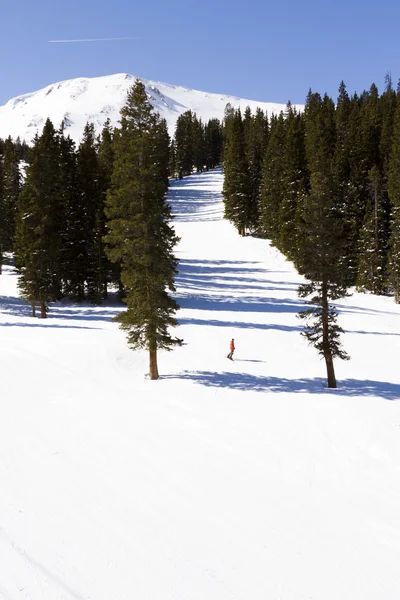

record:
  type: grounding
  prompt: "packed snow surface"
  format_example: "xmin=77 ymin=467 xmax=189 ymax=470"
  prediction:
xmin=0 ymin=73 xmax=302 ymax=144
xmin=1 ymin=170 xmax=400 ymax=599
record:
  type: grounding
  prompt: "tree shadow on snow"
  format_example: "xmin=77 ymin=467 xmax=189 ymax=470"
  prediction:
xmin=0 ymin=294 xmax=122 ymax=324
xmin=164 ymin=371 xmax=400 ymax=400
xmin=178 ymin=317 xmax=302 ymax=333
xmin=177 ymin=295 xmax=304 ymax=314
xmin=0 ymin=321 xmax=99 ymax=330
xmin=169 ymin=187 xmax=222 ymax=222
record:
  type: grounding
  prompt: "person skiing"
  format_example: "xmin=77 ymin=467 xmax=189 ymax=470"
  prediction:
xmin=227 ymin=338 xmax=235 ymax=360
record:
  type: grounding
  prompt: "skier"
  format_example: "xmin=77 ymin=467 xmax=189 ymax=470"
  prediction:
xmin=227 ymin=338 xmax=235 ymax=360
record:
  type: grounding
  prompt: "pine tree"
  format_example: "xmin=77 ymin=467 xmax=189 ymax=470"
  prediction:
xmin=98 ymin=119 xmax=118 ymax=297
xmin=387 ymin=89 xmax=400 ymax=302
xmin=193 ymin=117 xmax=205 ymax=173
xmin=296 ymin=92 xmax=349 ymax=388
xmin=57 ymin=130 xmax=81 ymax=298
xmin=105 ymin=80 xmax=181 ymax=380
xmin=174 ymin=110 xmax=195 ymax=178
xmin=169 ymin=139 xmax=177 ymax=179
xmin=356 ymin=166 xmax=390 ymax=293
xmin=204 ymin=118 xmax=223 ymax=170
xmin=278 ymin=104 xmax=308 ymax=259
xmin=222 ymin=109 xmax=251 ymax=235
xmin=246 ymin=107 xmax=267 ymax=234
xmin=77 ymin=123 xmax=106 ymax=302
xmin=259 ymin=112 xmax=286 ymax=241
xmin=0 ymin=137 xmax=20 ymax=272
xmin=15 ymin=120 xmax=62 ymax=317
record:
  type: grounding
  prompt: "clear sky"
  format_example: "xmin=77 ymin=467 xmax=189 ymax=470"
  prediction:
xmin=2 ymin=0 xmax=400 ymax=106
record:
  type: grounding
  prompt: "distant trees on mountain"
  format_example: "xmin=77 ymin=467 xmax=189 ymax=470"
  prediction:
xmin=221 ymin=76 xmax=400 ymax=387
xmin=5 ymin=73 xmax=400 ymax=385
xmin=172 ymin=110 xmax=223 ymax=178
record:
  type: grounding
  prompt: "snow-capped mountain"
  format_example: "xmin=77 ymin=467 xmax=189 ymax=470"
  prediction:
xmin=0 ymin=73 xmax=302 ymax=144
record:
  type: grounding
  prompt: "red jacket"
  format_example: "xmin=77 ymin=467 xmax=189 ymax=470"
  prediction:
xmin=230 ymin=340 xmax=235 ymax=351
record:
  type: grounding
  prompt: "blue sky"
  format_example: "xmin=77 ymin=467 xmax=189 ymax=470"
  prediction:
xmin=1 ymin=0 xmax=400 ymax=105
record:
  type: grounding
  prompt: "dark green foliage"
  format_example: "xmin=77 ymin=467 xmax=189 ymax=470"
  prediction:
xmin=0 ymin=137 xmax=21 ymax=271
xmin=247 ymin=108 xmax=268 ymax=234
xmin=204 ymin=119 xmax=223 ymax=170
xmin=104 ymin=79 xmax=180 ymax=379
xmin=174 ymin=110 xmax=195 ymax=177
xmin=57 ymin=131 xmax=82 ymax=298
xmin=356 ymin=166 xmax=390 ymax=293
xmin=222 ymin=109 xmax=251 ymax=235
xmin=293 ymin=92 xmax=349 ymax=388
xmin=387 ymin=90 xmax=400 ymax=302
xmin=15 ymin=120 xmax=63 ymax=317
xmin=169 ymin=139 xmax=177 ymax=179
xmin=259 ymin=112 xmax=285 ymax=239
xmin=278 ymin=105 xmax=308 ymax=259
xmin=76 ymin=123 xmax=107 ymax=303
xmin=98 ymin=119 xmax=119 ymax=296
xmin=174 ymin=111 xmax=219 ymax=177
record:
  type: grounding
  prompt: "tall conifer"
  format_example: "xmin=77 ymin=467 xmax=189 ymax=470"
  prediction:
xmin=297 ymin=93 xmax=349 ymax=388
xmin=15 ymin=120 xmax=62 ymax=317
xmin=105 ymin=80 xmax=181 ymax=380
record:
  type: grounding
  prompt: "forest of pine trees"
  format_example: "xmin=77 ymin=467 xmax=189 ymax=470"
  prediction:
xmin=0 ymin=81 xmax=223 ymax=377
xmin=221 ymin=77 xmax=400 ymax=386
xmin=3 ymin=75 xmax=400 ymax=384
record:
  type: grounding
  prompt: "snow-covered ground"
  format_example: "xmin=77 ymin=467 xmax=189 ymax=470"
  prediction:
xmin=0 ymin=73 xmax=303 ymax=144
xmin=1 ymin=169 xmax=400 ymax=599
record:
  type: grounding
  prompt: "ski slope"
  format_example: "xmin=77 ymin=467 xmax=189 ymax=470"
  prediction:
xmin=1 ymin=169 xmax=400 ymax=599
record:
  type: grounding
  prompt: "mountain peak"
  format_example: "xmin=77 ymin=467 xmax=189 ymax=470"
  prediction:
xmin=0 ymin=73 xmax=303 ymax=144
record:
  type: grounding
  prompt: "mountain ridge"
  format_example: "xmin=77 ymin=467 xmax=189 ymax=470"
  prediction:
xmin=0 ymin=72 xmax=304 ymax=144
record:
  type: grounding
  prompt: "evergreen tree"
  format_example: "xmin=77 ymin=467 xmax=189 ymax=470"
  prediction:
xmin=387 ymin=90 xmax=400 ymax=302
xmin=296 ymin=92 xmax=349 ymax=388
xmin=246 ymin=108 xmax=268 ymax=234
xmin=174 ymin=110 xmax=195 ymax=177
xmin=193 ymin=117 xmax=205 ymax=173
xmin=105 ymin=80 xmax=181 ymax=380
xmin=98 ymin=119 xmax=119 ymax=297
xmin=278 ymin=105 xmax=308 ymax=258
xmin=15 ymin=120 xmax=62 ymax=317
xmin=259 ymin=112 xmax=286 ymax=240
xmin=77 ymin=123 xmax=106 ymax=302
xmin=169 ymin=139 xmax=177 ymax=179
xmin=222 ymin=109 xmax=251 ymax=235
xmin=57 ymin=130 xmax=81 ymax=298
xmin=204 ymin=118 xmax=223 ymax=170
xmin=356 ymin=165 xmax=390 ymax=293
xmin=0 ymin=137 xmax=20 ymax=272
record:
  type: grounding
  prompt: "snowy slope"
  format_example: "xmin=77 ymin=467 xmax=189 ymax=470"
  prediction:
xmin=0 ymin=73 xmax=302 ymax=144
xmin=1 ymin=170 xmax=400 ymax=599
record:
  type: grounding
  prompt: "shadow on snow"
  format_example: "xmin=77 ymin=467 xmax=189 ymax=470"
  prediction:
xmin=163 ymin=370 xmax=400 ymax=400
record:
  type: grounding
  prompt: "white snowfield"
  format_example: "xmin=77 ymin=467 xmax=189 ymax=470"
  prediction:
xmin=0 ymin=73 xmax=303 ymax=144
xmin=1 ymin=170 xmax=400 ymax=600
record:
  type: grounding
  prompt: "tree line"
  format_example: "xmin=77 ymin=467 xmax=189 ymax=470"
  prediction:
xmin=222 ymin=76 xmax=400 ymax=387
xmin=0 ymin=81 xmax=224 ymax=378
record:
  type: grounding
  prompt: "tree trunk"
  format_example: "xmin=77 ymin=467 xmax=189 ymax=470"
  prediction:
xmin=31 ymin=301 xmax=36 ymax=317
xmin=40 ymin=298 xmax=47 ymax=319
xmin=149 ymin=341 xmax=159 ymax=380
xmin=322 ymin=281 xmax=337 ymax=388
xmin=325 ymin=352 xmax=337 ymax=388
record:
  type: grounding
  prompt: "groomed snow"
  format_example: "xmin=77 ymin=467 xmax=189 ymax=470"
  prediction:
xmin=1 ymin=169 xmax=400 ymax=599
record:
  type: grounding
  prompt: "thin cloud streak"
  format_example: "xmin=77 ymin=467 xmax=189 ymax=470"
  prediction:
xmin=49 ymin=37 xmax=145 ymax=43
